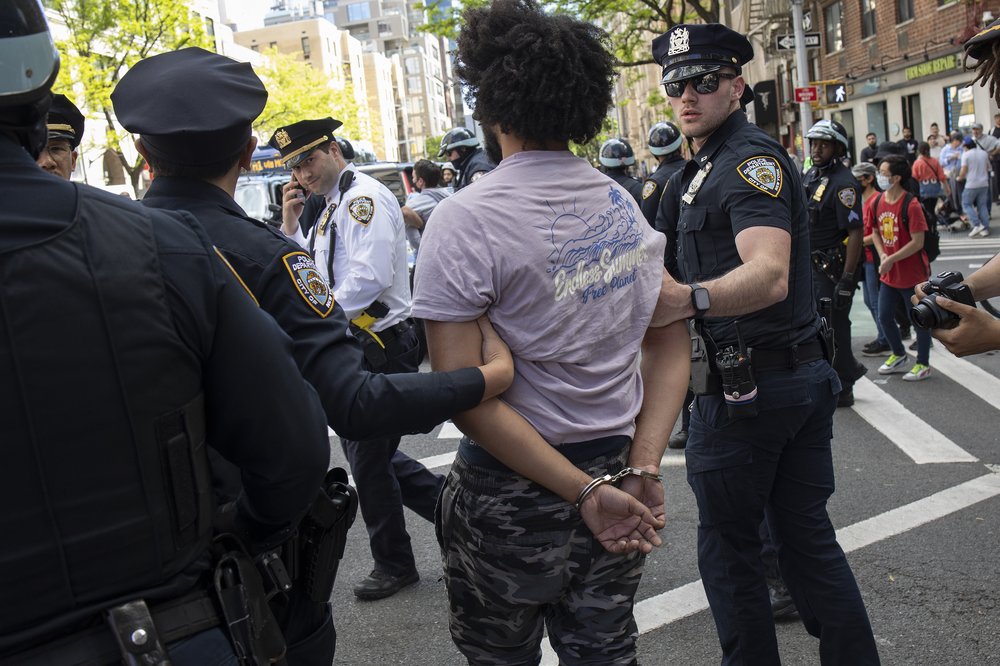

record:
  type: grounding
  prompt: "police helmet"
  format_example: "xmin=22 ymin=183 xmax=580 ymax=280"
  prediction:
xmin=806 ymin=119 xmax=849 ymax=153
xmin=0 ymin=0 xmax=59 ymax=108
xmin=647 ymin=122 xmax=682 ymax=156
xmin=335 ymin=136 xmax=355 ymax=161
xmin=599 ymin=138 xmax=636 ymax=168
xmin=438 ymin=127 xmax=479 ymax=156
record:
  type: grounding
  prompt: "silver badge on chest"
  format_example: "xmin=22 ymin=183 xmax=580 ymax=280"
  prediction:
xmin=682 ymin=161 xmax=713 ymax=205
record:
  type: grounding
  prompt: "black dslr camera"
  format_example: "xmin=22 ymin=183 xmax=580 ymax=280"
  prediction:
xmin=910 ymin=271 xmax=977 ymax=330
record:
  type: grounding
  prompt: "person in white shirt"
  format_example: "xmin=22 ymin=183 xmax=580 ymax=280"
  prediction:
xmin=959 ymin=135 xmax=991 ymax=237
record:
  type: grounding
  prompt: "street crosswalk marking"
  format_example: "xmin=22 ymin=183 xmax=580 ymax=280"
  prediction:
xmin=852 ymin=378 xmax=978 ymax=464
xmin=539 ymin=470 xmax=1000 ymax=665
xmin=437 ymin=421 xmax=463 ymax=439
xmin=906 ymin=350 xmax=1000 ymax=411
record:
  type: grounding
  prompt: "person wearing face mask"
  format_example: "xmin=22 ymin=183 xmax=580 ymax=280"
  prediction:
xmin=867 ymin=155 xmax=934 ymax=381
xmin=853 ymin=162 xmax=891 ymax=356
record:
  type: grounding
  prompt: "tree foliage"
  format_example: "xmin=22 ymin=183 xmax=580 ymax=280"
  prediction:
xmin=420 ymin=0 xmax=720 ymax=67
xmin=48 ymin=0 xmax=211 ymax=190
xmin=253 ymin=48 xmax=368 ymax=142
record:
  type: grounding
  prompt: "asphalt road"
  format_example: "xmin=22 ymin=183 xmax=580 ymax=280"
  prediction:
xmin=326 ymin=231 xmax=1000 ymax=666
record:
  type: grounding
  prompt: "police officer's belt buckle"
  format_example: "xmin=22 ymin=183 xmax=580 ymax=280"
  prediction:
xmin=574 ymin=467 xmax=662 ymax=511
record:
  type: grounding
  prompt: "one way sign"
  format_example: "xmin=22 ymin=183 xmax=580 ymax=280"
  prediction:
xmin=775 ymin=32 xmax=821 ymax=50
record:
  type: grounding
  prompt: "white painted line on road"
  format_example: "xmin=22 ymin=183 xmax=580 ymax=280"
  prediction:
xmin=933 ymin=254 xmax=996 ymax=261
xmin=969 ymin=263 xmax=984 ymax=269
xmin=851 ymin=378 xmax=978 ymax=464
xmin=437 ymin=421 xmax=463 ymax=439
xmin=909 ymin=350 xmax=1000 ymax=411
xmin=540 ymin=470 xmax=1000 ymax=665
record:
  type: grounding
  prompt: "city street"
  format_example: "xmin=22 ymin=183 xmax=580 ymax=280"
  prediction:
xmin=327 ymin=232 xmax=1000 ymax=666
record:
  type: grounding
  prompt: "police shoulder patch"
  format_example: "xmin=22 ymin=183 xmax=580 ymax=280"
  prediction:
xmin=348 ymin=195 xmax=375 ymax=225
xmin=642 ymin=180 xmax=658 ymax=200
xmin=837 ymin=187 xmax=857 ymax=209
xmin=736 ymin=156 xmax=783 ymax=198
xmin=282 ymin=251 xmax=334 ymax=317
xmin=470 ymin=171 xmax=486 ymax=182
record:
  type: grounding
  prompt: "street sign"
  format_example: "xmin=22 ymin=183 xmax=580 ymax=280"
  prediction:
xmin=776 ymin=32 xmax=821 ymax=50
xmin=825 ymin=82 xmax=848 ymax=105
xmin=795 ymin=86 xmax=818 ymax=103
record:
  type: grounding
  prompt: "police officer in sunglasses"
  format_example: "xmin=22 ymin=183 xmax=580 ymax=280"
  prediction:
xmin=651 ymin=23 xmax=881 ymax=666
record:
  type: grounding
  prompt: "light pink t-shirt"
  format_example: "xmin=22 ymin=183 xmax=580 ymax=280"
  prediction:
xmin=412 ymin=150 xmax=667 ymax=444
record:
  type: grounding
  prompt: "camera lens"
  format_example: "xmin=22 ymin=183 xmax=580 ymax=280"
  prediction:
xmin=910 ymin=301 xmax=937 ymax=330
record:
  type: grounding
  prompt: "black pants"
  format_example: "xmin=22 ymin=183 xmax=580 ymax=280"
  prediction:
xmin=340 ymin=324 xmax=444 ymax=576
xmin=812 ymin=266 xmax=862 ymax=390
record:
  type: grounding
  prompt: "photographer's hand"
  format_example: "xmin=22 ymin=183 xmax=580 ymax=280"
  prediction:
xmin=927 ymin=297 xmax=1000 ymax=357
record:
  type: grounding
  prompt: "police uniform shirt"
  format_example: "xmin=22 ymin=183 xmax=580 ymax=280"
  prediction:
xmin=655 ymin=111 xmax=816 ymax=350
xmin=288 ymin=165 xmax=410 ymax=330
xmin=142 ymin=175 xmax=483 ymax=440
xmin=802 ymin=158 xmax=863 ymax=251
xmin=640 ymin=153 xmax=686 ymax=225
xmin=453 ymin=148 xmax=496 ymax=191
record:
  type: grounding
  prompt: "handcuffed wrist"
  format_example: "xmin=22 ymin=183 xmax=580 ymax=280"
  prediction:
xmin=574 ymin=467 xmax=662 ymax=511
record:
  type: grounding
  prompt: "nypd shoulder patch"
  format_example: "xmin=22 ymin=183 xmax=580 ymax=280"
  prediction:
xmin=737 ymin=156 xmax=783 ymax=198
xmin=348 ymin=195 xmax=375 ymax=225
xmin=642 ymin=180 xmax=658 ymax=200
xmin=282 ymin=251 xmax=334 ymax=317
xmin=837 ymin=187 xmax=857 ymax=209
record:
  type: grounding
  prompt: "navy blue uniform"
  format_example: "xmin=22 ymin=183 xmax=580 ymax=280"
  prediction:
xmin=803 ymin=159 xmax=865 ymax=391
xmin=639 ymin=153 xmax=685 ymax=226
xmin=0 ymin=140 xmax=328 ymax=659
xmin=656 ymin=111 xmax=879 ymax=665
xmin=453 ymin=148 xmax=496 ymax=190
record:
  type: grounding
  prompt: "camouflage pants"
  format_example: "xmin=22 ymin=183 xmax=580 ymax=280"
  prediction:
xmin=434 ymin=447 xmax=644 ymax=666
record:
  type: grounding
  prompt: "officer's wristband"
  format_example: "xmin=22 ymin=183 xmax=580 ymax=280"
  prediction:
xmin=574 ymin=467 xmax=662 ymax=511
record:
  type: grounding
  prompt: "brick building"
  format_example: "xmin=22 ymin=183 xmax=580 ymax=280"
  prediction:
xmin=815 ymin=0 xmax=999 ymax=161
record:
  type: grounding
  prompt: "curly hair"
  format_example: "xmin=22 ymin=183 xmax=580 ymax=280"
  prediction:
xmin=967 ymin=40 xmax=1000 ymax=105
xmin=455 ymin=0 xmax=617 ymax=146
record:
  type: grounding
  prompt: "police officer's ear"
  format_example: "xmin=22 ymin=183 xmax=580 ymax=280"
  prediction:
xmin=238 ymin=136 xmax=258 ymax=171
xmin=134 ymin=137 xmax=151 ymax=164
xmin=730 ymin=75 xmax=745 ymax=104
xmin=328 ymin=140 xmax=342 ymax=161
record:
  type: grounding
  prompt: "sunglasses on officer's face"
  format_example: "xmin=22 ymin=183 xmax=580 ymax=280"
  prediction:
xmin=664 ymin=72 xmax=737 ymax=98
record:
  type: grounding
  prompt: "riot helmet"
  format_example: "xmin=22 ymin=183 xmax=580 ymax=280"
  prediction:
xmin=438 ymin=127 xmax=480 ymax=157
xmin=599 ymin=138 xmax=636 ymax=168
xmin=647 ymin=122 xmax=682 ymax=156
xmin=806 ymin=119 xmax=849 ymax=154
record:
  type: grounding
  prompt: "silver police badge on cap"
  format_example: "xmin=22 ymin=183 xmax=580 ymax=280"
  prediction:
xmin=668 ymin=27 xmax=690 ymax=56
xmin=737 ymin=156 xmax=783 ymax=198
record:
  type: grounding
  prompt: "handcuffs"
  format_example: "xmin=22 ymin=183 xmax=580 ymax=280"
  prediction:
xmin=574 ymin=467 xmax=662 ymax=511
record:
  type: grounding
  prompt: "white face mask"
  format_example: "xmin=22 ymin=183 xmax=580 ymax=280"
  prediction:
xmin=877 ymin=174 xmax=892 ymax=191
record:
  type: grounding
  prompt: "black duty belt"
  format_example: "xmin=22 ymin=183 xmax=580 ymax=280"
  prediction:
xmin=7 ymin=590 xmax=220 ymax=666
xmin=373 ymin=319 xmax=413 ymax=346
xmin=749 ymin=340 xmax=825 ymax=372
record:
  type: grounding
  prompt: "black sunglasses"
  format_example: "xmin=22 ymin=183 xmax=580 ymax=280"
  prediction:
xmin=665 ymin=72 xmax=737 ymax=98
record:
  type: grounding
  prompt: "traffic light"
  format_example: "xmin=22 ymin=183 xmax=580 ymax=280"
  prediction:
xmin=825 ymin=82 xmax=847 ymax=105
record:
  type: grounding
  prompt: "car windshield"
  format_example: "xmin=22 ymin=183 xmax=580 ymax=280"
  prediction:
xmin=235 ymin=181 xmax=269 ymax=220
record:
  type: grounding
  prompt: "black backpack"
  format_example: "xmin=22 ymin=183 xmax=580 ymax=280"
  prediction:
xmin=873 ymin=192 xmax=940 ymax=263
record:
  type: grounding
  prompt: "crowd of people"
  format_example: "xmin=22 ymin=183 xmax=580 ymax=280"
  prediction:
xmin=6 ymin=0 xmax=1000 ymax=664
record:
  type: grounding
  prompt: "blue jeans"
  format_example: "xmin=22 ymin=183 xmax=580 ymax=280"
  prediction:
xmin=962 ymin=186 xmax=990 ymax=229
xmin=687 ymin=361 xmax=879 ymax=665
xmin=862 ymin=260 xmax=887 ymax=345
xmin=878 ymin=284 xmax=931 ymax=365
xmin=168 ymin=628 xmax=238 ymax=665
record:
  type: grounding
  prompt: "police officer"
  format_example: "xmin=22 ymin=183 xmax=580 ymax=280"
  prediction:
xmin=111 ymin=48 xmax=513 ymax=652
xmin=438 ymin=126 xmax=496 ymax=190
xmin=599 ymin=137 xmax=644 ymax=206
xmin=640 ymin=121 xmax=685 ymax=225
xmin=651 ymin=23 xmax=880 ymax=664
xmin=1 ymin=5 xmax=329 ymax=662
xmin=803 ymin=119 xmax=866 ymax=406
xmin=273 ymin=116 xmax=472 ymax=601
xmin=36 ymin=93 xmax=83 ymax=180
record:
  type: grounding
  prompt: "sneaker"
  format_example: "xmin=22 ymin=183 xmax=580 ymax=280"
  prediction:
xmin=878 ymin=354 xmax=908 ymax=374
xmin=908 ymin=339 xmax=933 ymax=351
xmin=862 ymin=340 xmax=891 ymax=356
xmin=978 ymin=227 xmax=991 ymax=237
xmin=969 ymin=224 xmax=985 ymax=238
xmin=668 ymin=429 xmax=688 ymax=450
xmin=767 ymin=578 xmax=798 ymax=619
xmin=837 ymin=388 xmax=855 ymax=408
xmin=902 ymin=363 xmax=931 ymax=381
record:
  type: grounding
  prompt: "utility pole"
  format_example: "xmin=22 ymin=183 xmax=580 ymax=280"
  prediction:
xmin=790 ymin=0 xmax=812 ymax=162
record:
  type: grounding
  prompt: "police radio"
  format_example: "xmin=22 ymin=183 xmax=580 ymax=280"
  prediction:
xmin=716 ymin=322 xmax=758 ymax=420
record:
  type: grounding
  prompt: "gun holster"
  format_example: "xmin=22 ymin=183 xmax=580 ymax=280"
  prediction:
xmin=350 ymin=302 xmax=391 ymax=369
xmin=818 ymin=297 xmax=835 ymax=364
xmin=287 ymin=467 xmax=359 ymax=603
xmin=811 ymin=246 xmax=845 ymax=285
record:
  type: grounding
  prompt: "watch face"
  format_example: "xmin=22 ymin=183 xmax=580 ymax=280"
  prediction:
xmin=692 ymin=287 xmax=710 ymax=312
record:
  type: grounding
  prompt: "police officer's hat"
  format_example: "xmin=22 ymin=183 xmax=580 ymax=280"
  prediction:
xmin=599 ymin=138 xmax=636 ymax=168
xmin=648 ymin=121 xmax=682 ymax=156
xmin=336 ymin=136 xmax=355 ymax=161
xmin=806 ymin=119 xmax=849 ymax=152
xmin=965 ymin=18 xmax=1000 ymax=61
xmin=47 ymin=94 xmax=84 ymax=149
xmin=653 ymin=23 xmax=755 ymax=106
xmin=112 ymin=47 xmax=267 ymax=166
xmin=438 ymin=127 xmax=479 ymax=157
xmin=268 ymin=118 xmax=344 ymax=168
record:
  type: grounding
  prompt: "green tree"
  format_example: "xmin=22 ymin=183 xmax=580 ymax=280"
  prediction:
xmin=48 ymin=0 xmax=210 ymax=192
xmin=425 ymin=133 xmax=445 ymax=161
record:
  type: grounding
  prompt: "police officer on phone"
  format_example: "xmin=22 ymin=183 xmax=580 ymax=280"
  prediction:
xmin=640 ymin=121 xmax=685 ymax=225
xmin=802 ymin=119 xmax=866 ymax=407
xmin=1 ymin=5 xmax=329 ymax=662
xmin=651 ymin=23 xmax=880 ymax=665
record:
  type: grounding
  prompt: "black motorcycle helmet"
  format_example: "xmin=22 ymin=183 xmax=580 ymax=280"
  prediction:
xmin=647 ymin=121 xmax=682 ymax=156
xmin=438 ymin=127 xmax=480 ymax=157
xmin=599 ymin=138 xmax=636 ymax=168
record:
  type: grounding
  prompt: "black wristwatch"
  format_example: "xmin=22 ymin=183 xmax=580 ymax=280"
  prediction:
xmin=690 ymin=283 xmax=710 ymax=319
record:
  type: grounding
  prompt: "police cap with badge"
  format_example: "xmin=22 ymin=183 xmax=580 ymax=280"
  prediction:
xmin=47 ymin=94 xmax=84 ymax=149
xmin=112 ymin=47 xmax=267 ymax=165
xmin=652 ymin=23 xmax=755 ymax=107
xmin=268 ymin=118 xmax=344 ymax=168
